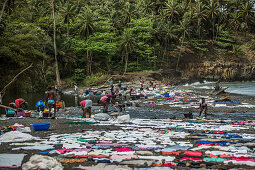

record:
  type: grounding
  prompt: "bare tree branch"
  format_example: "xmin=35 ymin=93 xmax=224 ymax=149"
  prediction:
xmin=0 ymin=0 xmax=8 ymax=22
xmin=0 ymin=63 xmax=33 ymax=100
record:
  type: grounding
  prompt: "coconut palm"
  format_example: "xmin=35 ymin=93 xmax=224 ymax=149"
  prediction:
xmin=120 ymin=29 xmax=136 ymax=74
xmin=194 ymin=0 xmax=207 ymax=39
xmin=239 ymin=2 xmax=255 ymax=32
xmin=164 ymin=0 xmax=179 ymax=22
xmin=59 ymin=0 xmax=76 ymax=35
xmin=229 ymin=11 xmax=240 ymax=31
xmin=176 ymin=13 xmax=192 ymax=71
xmin=207 ymin=0 xmax=219 ymax=40
xmin=78 ymin=7 xmax=96 ymax=75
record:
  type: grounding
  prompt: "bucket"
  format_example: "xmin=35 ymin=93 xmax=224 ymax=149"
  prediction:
xmin=32 ymin=123 xmax=51 ymax=131
xmin=25 ymin=112 xmax=31 ymax=117
xmin=164 ymin=93 xmax=170 ymax=97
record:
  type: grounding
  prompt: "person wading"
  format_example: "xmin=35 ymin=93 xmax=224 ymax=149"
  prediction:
xmin=198 ymin=98 xmax=208 ymax=118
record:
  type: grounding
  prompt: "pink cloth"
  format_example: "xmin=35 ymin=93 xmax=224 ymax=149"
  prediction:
xmin=184 ymin=151 xmax=202 ymax=156
xmin=115 ymin=148 xmax=131 ymax=152
xmin=57 ymin=148 xmax=74 ymax=154
xmin=96 ymin=143 xmax=129 ymax=146
xmin=110 ymin=154 xmax=137 ymax=161
xmin=80 ymin=100 xmax=86 ymax=107
xmin=74 ymin=155 xmax=109 ymax=158
xmin=15 ymin=98 xmax=23 ymax=108
xmin=100 ymin=96 xmax=108 ymax=102
xmin=73 ymin=148 xmax=92 ymax=152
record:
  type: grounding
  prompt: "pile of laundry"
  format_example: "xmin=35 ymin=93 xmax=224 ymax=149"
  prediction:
xmin=1 ymin=118 xmax=255 ymax=169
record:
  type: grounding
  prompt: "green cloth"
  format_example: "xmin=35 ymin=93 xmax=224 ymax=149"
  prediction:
xmin=77 ymin=139 xmax=96 ymax=143
xmin=203 ymin=157 xmax=225 ymax=162
xmin=59 ymin=122 xmax=99 ymax=124
xmin=168 ymin=126 xmax=185 ymax=129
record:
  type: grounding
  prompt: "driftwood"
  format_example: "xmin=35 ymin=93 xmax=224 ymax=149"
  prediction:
xmin=0 ymin=64 xmax=33 ymax=104
xmin=214 ymin=87 xmax=229 ymax=95
xmin=0 ymin=104 xmax=17 ymax=111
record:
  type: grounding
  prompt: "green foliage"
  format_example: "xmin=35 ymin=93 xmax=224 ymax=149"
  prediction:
xmin=73 ymin=68 xmax=85 ymax=83
xmin=83 ymin=73 xmax=110 ymax=87
xmin=0 ymin=0 xmax=255 ymax=91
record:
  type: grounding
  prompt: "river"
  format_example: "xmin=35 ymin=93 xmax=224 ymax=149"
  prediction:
xmin=184 ymin=81 xmax=255 ymax=96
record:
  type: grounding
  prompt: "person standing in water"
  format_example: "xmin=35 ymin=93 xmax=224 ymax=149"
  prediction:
xmin=198 ymin=98 xmax=207 ymax=118
xmin=46 ymin=87 xmax=57 ymax=119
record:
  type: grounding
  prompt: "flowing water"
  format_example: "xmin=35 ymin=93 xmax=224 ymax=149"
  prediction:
xmin=184 ymin=81 xmax=255 ymax=96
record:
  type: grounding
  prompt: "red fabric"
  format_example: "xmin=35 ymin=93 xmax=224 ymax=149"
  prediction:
xmin=220 ymin=154 xmax=231 ymax=158
xmin=106 ymin=94 xmax=113 ymax=97
xmin=15 ymin=98 xmax=23 ymax=108
xmin=206 ymin=154 xmax=218 ymax=158
xmin=183 ymin=151 xmax=202 ymax=156
xmin=232 ymin=156 xmax=255 ymax=162
xmin=161 ymin=151 xmax=181 ymax=156
xmin=179 ymin=157 xmax=203 ymax=162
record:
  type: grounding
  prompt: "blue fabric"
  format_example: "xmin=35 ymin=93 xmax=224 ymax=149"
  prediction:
xmin=223 ymin=134 xmax=242 ymax=139
xmin=196 ymin=140 xmax=236 ymax=146
xmin=48 ymin=100 xmax=55 ymax=105
xmin=5 ymin=109 xmax=15 ymax=115
xmin=40 ymin=150 xmax=55 ymax=154
xmin=36 ymin=100 xmax=45 ymax=107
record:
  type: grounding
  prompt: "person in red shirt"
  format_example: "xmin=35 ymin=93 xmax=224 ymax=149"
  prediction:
xmin=15 ymin=98 xmax=26 ymax=111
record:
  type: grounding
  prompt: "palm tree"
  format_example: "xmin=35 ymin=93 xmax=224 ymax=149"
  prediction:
xmin=229 ymin=11 xmax=240 ymax=31
xmin=239 ymin=2 xmax=255 ymax=32
xmin=194 ymin=0 xmax=207 ymax=39
xmin=176 ymin=13 xmax=191 ymax=71
xmin=137 ymin=0 xmax=155 ymax=16
xmin=59 ymin=0 xmax=76 ymax=35
xmin=207 ymin=0 xmax=219 ymax=40
xmin=120 ymin=29 xmax=135 ymax=74
xmin=79 ymin=7 xmax=95 ymax=75
xmin=162 ymin=22 xmax=178 ymax=64
xmin=164 ymin=0 xmax=179 ymax=22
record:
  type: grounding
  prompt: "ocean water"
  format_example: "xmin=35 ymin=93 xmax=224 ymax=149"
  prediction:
xmin=185 ymin=81 xmax=255 ymax=96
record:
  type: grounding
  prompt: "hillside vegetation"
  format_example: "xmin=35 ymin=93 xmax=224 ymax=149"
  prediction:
xmin=0 ymin=0 xmax=254 ymax=91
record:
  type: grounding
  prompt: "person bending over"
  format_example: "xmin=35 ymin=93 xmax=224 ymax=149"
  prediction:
xmin=80 ymin=98 xmax=92 ymax=118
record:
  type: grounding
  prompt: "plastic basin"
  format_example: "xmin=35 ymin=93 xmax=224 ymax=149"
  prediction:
xmin=32 ymin=123 xmax=51 ymax=131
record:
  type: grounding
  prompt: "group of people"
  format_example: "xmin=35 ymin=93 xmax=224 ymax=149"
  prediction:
xmin=8 ymin=87 xmax=60 ymax=119
xmin=7 ymin=78 xmax=209 ymax=119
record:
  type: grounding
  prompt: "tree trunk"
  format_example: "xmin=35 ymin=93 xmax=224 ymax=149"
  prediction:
xmin=86 ymin=49 xmax=90 ymax=74
xmin=89 ymin=52 xmax=92 ymax=74
xmin=52 ymin=0 xmax=61 ymax=86
xmin=176 ymin=34 xmax=185 ymax=71
xmin=0 ymin=0 xmax=8 ymax=22
xmin=124 ymin=52 xmax=128 ymax=74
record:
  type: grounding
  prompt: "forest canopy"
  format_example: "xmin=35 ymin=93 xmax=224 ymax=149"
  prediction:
xmin=0 ymin=0 xmax=255 ymax=90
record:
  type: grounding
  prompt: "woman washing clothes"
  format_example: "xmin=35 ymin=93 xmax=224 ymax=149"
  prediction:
xmin=198 ymin=98 xmax=207 ymax=118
